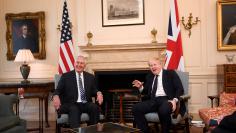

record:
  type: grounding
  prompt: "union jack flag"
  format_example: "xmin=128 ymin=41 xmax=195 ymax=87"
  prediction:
xmin=58 ymin=0 xmax=75 ymax=74
xmin=164 ymin=0 xmax=185 ymax=72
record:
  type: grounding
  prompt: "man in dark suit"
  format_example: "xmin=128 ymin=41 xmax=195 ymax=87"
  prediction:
xmin=52 ymin=55 xmax=103 ymax=128
xmin=132 ymin=57 xmax=184 ymax=133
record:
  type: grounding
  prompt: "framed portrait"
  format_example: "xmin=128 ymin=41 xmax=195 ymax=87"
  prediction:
xmin=5 ymin=11 xmax=46 ymax=60
xmin=217 ymin=1 xmax=236 ymax=51
xmin=102 ymin=0 xmax=145 ymax=27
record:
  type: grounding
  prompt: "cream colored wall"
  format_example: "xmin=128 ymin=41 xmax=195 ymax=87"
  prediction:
xmin=0 ymin=0 xmax=234 ymax=121
xmin=0 ymin=0 xmax=60 ymax=79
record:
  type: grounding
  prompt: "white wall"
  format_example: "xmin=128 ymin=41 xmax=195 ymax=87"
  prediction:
xmin=0 ymin=0 xmax=234 ymax=119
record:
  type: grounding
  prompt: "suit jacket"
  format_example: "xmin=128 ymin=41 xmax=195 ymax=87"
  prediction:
xmin=142 ymin=69 xmax=184 ymax=100
xmin=142 ymin=69 xmax=186 ymax=116
xmin=212 ymin=111 xmax=236 ymax=133
xmin=53 ymin=70 xmax=98 ymax=104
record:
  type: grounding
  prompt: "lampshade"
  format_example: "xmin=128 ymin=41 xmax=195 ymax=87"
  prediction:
xmin=14 ymin=49 xmax=35 ymax=64
xmin=14 ymin=49 xmax=35 ymax=84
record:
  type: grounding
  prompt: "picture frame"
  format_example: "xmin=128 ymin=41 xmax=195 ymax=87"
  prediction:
xmin=5 ymin=11 xmax=46 ymax=60
xmin=217 ymin=1 xmax=236 ymax=51
xmin=102 ymin=0 xmax=145 ymax=27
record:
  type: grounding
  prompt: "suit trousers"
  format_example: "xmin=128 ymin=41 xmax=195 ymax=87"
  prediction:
xmin=132 ymin=96 xmax=172 ymax=133
xmin=59 ymin=102 xmax=100 ymax=128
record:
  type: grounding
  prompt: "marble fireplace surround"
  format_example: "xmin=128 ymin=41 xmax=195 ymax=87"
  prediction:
xmin=80 ymin=43 xmax=166 ymax=73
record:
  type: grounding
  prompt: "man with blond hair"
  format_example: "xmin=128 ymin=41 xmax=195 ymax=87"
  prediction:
xmin=132 ymin=57 xmax=184 ymax=133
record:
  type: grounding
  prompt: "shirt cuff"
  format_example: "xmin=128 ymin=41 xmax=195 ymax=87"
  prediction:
xmin=139 ymin=86 xmax=144 ymax=92
xmin=173 ymin=98 xmax=178 ymax=102
xmin=97 ymin=91 xmax=102 ymax=95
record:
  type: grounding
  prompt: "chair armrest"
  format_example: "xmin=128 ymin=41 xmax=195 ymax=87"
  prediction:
xmin=180 ymin=94 xmax=191 ymax=101
xmin=172 ymin=95 xmax=190 ymax=118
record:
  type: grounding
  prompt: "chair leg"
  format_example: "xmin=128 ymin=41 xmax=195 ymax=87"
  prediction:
xmin=56 ymin=123 xmax=61 ymax=133
xmin=184 ymin=118 xmax=190 ymax=133
xmin=203 ymin=126 xmax=208 ymax=133
xmin=133 ymin=121 xmax=136 ymax=128
xmin=154 ymin=123 xmax=159 ymax=132
xmin=55 ymin=122 xmax=58 ymax=133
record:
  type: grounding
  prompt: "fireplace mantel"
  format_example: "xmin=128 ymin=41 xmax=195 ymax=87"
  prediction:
xmin=80 ymin=43 xmax=166 ymax=73
xmin=80 ymin=43 xmax=166 ymax=52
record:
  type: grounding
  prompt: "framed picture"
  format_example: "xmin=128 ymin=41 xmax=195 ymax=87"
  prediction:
xmin=217 ymin=1 xmax=236 ymax=51
xmin=5 ymin=11 xmax=46 ymax=60
xmin=102 ymin=0 xmax=145 ymax=27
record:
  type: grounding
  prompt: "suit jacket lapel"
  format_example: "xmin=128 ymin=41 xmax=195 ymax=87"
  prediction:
xmin=71 ymin=71 xmax=78 ymax=94
xmin=82 ymin=72 xmax=88 ymax=94
xmin=148 ymin=74 xmax=155 ymax=95
xmin=162 ymin=70 xmax=168 ymax=93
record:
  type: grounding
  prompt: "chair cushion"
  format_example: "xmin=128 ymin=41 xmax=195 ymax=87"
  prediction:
xmin=0 ymin=116 xmax=20 ymax=131
xmin=219 ymin=92 xmax=236 ymax=107
xmin=145 ymin=112 xmax=159 ymax=122
xmin=144 ymin=112 xmax=187 ymax=124
xmin=81 ymin=113 xmax=90 ymax=122
xmin=99 ymin=114 xmax=105 ymax=120
xmin=199 ymin=106 xmax=236 ymax=126
xmin=57 ymin=113 xmax=104 ymax=124
xmin=57 ymin=114 xmax=69 ymax=124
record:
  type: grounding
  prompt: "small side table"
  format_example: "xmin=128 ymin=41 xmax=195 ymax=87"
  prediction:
xmin=108 ymin=89 xmax=133 ymax=124
xmin=0 ymin=80 xmax=54 ymax=128
xmin=207 ymin=95 xmax=219 ymax=108
xmin=19 ymin=93 xmax=45 ymax=133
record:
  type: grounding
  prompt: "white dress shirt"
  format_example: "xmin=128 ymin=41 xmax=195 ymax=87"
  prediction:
xmin=154 ymin=69 xmax=167 ymax=97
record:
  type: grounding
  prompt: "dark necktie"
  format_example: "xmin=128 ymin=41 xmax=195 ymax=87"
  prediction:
xmin=151 ymin=75 xmax=158 ymax=98
xmin=78 ymin=73 xmax=86 ymax=102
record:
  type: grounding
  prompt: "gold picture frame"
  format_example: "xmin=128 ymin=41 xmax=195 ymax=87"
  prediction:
xmin=217 ymin=0 xmax=236 ymax=51
xmin=5 ymin=11 xmax=46 ymax=60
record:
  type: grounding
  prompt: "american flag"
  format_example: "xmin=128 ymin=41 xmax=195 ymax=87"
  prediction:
xmin=58 ymin=0 xmax=75 ymax=74
xmin=164 ymin=0 xmax=185 ymax=72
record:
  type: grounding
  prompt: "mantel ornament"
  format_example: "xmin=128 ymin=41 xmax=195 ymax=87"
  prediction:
xmin=151 ymin=28 xmax=157 ymax=43
xmin=87 ymin=31 xmax=93 ymax=46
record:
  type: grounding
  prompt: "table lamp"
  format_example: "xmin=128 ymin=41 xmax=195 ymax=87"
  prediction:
xmin=14 ymin=49 xmax=35 ymax=83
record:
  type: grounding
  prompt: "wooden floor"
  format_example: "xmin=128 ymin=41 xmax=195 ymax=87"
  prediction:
xmin=27 ymin=121 xmax=203 ymax=133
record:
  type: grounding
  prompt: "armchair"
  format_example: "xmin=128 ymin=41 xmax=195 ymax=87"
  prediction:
xmin=199 ymin=92 xmax=236 ymax=133
xmin=0 ymin=94 xmax=26 ymax=133
xmin=133 ymin=71 xmax=191 ymax=133
xmin=54 ymin=74 xmax=105 ymax=133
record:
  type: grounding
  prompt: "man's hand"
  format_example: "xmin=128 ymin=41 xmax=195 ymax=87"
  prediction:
xmin=96 ymin=91 xmax=103 ymax=105
xmin=168 ymin=99 xmax=177 ymax=112
xmin=53 ymin=95 xmax=61 ymax=110
xmin=132 ymin=80 xmax=143 ymax=89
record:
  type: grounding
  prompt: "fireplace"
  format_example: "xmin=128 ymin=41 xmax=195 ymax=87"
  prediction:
xmin=95 ymin=70 xmax=149 ymax=122
xmin=80 ymin=43 xmax=166 ymax=121
xmin=95 ymin=70 xmax=149 ymax=90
